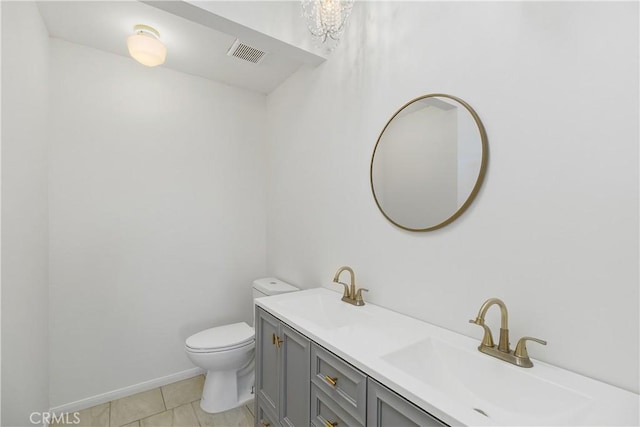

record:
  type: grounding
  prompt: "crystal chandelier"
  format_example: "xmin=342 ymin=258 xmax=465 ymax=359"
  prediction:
xmin=301 ymin=0 xmax=354 ymax=52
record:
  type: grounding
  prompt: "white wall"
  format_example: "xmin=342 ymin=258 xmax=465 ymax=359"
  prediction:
xmin=266 ymin=1 xmax=639 ymax=393
xmin=1 ymin=2 xmax=50 ymax=424
xmin=48 ymin=39 xmax=267 ymax=408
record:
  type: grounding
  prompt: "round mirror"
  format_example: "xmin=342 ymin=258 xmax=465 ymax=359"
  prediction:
xmin=370 ymin=94 xmax=488 ymax=231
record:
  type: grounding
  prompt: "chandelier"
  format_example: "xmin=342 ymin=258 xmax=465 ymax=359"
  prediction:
xmin=301 ymin=0 xmax=354 ymax=52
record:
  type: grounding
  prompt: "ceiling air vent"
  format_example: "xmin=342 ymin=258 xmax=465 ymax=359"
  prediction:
xmin=227 ymin=39 xmax=267 ymax=64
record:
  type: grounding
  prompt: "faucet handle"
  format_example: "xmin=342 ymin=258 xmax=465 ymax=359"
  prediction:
xmin=336 ymin=281 xmax=351 ymax=299
xmin=355 ymin=288 xmax=368 ymax=300
xmin=514 ymin=336 xmax=547 ymax=359
xmin=354 ymin=288 xmax=368 ymax=305
xmin=469 ymin=319 xmax=495 ymax=348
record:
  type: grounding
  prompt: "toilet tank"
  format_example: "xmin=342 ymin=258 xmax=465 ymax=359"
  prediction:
xmin=252 ymin=278 xmax=299 ymax=327
xmin=252 ymin=277 xmax=299 ymax=300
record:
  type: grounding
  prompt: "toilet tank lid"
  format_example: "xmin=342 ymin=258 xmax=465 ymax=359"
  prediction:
xmin=253 ymin=277 xmax=299 ymax=295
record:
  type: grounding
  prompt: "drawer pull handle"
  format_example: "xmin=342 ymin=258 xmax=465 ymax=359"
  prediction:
xmin=324 ymin=375 xmax=338 ymax=386
xmin=324 ymin=421 xmax=338 ymax=427
xmin=272 ymin=333 xmax=276 ymax=345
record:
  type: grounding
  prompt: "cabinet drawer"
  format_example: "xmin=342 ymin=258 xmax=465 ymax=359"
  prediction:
xmin=311 ymin=384 xmax=363 ymax=427
xmin=311 ymin=343 xmax=367 ymax=424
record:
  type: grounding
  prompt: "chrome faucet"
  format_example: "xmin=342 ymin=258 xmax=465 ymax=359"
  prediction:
xmin=469 ymin=298 xmax=547 ymax=368
xmin=333 ymin=266 xmax=368 ymax=306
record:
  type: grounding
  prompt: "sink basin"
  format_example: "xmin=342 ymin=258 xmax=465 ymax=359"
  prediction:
xmin=270 ymin=291 xmax=373 ymax=329
xmin=382 ymin=338 xmax=593 ymax=425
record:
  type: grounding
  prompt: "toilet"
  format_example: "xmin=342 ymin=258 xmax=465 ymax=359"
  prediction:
xmin=185 ymin=277 xmax=299 ymax=414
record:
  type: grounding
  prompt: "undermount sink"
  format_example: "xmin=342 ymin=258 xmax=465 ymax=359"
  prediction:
xmin=382 ymin=338 xmax=593 ymax=425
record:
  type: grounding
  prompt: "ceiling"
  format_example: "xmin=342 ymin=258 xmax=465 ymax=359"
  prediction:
xmin=37 ymin=1 xmax=306 ymax=94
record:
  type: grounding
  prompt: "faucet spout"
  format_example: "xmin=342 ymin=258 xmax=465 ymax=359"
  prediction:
xmin=333 ymin=266 xmax=356 ymax=299
xmin=474 ymin=298 xmax=510 ymax=353
xmin=476 ymin=297 xmax=509 ymax=329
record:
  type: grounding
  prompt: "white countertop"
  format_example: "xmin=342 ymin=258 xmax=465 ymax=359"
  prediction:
xmin=255 ymin=287 xmax=639 ymax=426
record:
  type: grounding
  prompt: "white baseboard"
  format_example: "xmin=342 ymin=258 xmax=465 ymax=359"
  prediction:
xmin=49 ymin=367 xmax=205 ymax=415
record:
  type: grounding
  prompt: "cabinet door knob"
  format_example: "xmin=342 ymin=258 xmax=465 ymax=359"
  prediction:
xmin=324 ymin=421 xmax=338 ymax=427
xmin=261 ymin=421 xmax=270 ymax=427
xmin=324 ymin=375 xmax=338 ymax=386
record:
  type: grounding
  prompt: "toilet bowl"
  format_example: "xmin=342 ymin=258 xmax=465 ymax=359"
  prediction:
xmin=185 ymin=278 xmax=299 ymax=413
xmin=185 ymin=322 xmax=255 ymax=413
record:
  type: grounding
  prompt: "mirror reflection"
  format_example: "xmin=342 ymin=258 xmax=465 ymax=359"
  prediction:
xmin=370 ymin=94 xmax=488 ymax=231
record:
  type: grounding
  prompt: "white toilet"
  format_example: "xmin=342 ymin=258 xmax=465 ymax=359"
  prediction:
xmin=185 ymin=278 xmax=299 ymax=414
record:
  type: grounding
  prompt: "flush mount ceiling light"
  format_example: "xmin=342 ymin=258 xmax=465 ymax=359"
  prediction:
xmin=127 ymin=24 xmax=166 ymax=67
xmin=301 ymin=0 xmax=354 ymax=52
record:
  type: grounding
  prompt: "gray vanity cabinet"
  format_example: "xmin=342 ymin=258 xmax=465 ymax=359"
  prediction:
xmin=310 ymin=343 xmax=367 ymax=425
xmin=367 ymin=379 xmax=447 ymax=427
xmin=256 ymin=401 xmax=278 ymax=427
xmin=256 ymin=306 xmax=450 ymax=427
xmin=255 ymin=308 xmax=310 ymax=427
xmin=256 ymin=309 xmax=280 ymax=417
xmin=311 ymin=385 xmax=361 ymax=427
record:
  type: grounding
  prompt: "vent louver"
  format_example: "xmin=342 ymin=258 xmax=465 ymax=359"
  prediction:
xmin=227 ymin=39 xmax=267 ymax=64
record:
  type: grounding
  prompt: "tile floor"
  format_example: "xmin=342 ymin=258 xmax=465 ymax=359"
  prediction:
xmin=52 ymin=375 xmax=255 ymax=427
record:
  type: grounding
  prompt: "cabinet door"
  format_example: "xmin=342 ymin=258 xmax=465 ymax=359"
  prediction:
xmin=256 ymin=396 xmax=279 ymax=427
xmin=279 ymin=324 xmax=311 ymax=427
xmin=256 ymin=308 xmax=281 ymax=415
xmin=367 ymin=379 xmax=448 ymax=427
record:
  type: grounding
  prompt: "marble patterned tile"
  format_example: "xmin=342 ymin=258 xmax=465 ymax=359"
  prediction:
xmin=51 ymin=403 xmax=110 ymax=427
xmin=192 ymin=401 xmax=254 ymax=427
xmin=110 ymin=388 xmax=165 ymax=426
xmin=139 ymin=403 xmax=199 ymax=427
xmin=161 ymin=375 xmax=205 ymax=409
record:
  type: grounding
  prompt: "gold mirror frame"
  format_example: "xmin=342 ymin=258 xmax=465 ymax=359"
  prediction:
xmin=370 ymin=93 xmax=489 ymax=232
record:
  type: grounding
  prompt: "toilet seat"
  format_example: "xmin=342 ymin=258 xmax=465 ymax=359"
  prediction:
xmin=185 ymin=322 xmax=254 ymax=353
